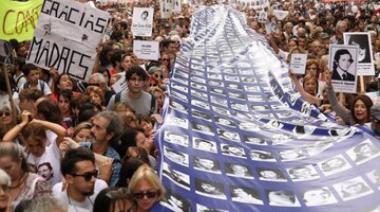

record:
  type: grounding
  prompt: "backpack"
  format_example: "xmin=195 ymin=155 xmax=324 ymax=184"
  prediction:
xmin=114 ymin=92 xmax=156 ymax=114
xmin=23 ymin=80 xmax=45 ymax=92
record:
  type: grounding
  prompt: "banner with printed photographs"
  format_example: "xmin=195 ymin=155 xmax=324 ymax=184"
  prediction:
xmin=153 ymin=5 xmax=380 ymax=212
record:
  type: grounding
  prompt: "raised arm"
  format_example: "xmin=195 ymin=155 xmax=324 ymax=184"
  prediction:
xmin=2 ymin=111 xmax=31 ymax=142
xmin=288 ymin=70 xmax=321 ymax=106
xmin=30 ymin=119 xmax=66 ymax=145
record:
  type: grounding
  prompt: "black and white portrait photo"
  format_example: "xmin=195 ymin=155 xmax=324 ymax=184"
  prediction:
xmin=162 ymin=162 xmax=190 ymax=190
xmin=279 ymin=149 xmax=305 ymax=161
xmin=243 ymin=136 xmax=267 ymax=145
xmin=164 ymin=146 xmax=189 ymax=167
xmin=196 ymin=204 xmax=227 ymax=212
xmin=231 ymin=186 xmax=263 ymax=205
xmin=225 ymin=163 xmax=253 ymax=179
xmin=195 ymin=178 xmax=227 ymax=199
xmin=287 ymin=165 xmax=320 ymax=181
xmin=333 ymin=177 xmax=373 ymax=201
xmin=344 ymin=32 xmax=372 ymax=63
xmin=169 ymin=100 xmax=188 ymax=114
xmin=192 ymin=109 xmax=211 ymax=121
xmin=267 ymin=190 xmax=300 ymax=207
xmin=166 ymin=115 xmax=189 ymax=129
xmin=161 ymin=190 xmax=191 ymax=212
xmin=215 ymin=117 xmax=238 ymax=128
xmin=221 ymin=144 xmax=246 ymax=158
xmin=318 ymin=154 xmax=351 ymax=176
xmin=250 ymin=149 xmax=276 ymax=162
xmin=303 ymin=187 xmax=337 ymax=206
xmin=192 ymin=137 xmax=218 ymax=153
xmin=192 ymin=99 xmax=211 ymax=110
xmin=346 ymin=140 xmax=380 ymax=165
xmin=328 ymin=44 xmax=359 ymax=93
xmin=257 ymin=168 xmax=287 ymax=182
xmin=193 ymin=157 xmax=221 ymax=174
xmin=164 ymin=130 xmax=189 ymax=147
xmin=192 ymin=122 xmax=214 ymax=135
xmin=217 ymin=128 xmax=240 ymax=142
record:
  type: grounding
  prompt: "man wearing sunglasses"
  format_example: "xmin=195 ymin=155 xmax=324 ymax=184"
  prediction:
xmin=53 ymin=148 xmax=107 ymax=212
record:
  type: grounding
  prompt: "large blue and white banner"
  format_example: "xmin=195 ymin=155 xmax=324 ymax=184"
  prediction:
xmin=154 ymin=5 xmax=380 ymax=212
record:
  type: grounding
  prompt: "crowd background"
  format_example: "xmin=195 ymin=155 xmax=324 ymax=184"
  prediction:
xmin=0 ymin=0 xmax=380 ymax=211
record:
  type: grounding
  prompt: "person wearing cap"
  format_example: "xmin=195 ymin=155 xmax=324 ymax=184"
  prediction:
xmin=370 ymin=104 xmax=380 ymax=138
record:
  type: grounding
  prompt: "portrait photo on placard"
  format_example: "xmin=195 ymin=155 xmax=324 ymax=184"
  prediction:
xmin=266 ymin=190 xmax=300 ymax=207
xmin=250 ymin=149 xmax=276 ymax=162
xmin=318 ymin=154 xmax=351 ymax=176
xmin=346 ymin=139 xmax=380 ymax=165
xmin=193 ymin=156 xmax=221 ymax=174
xmin=333 ymin=176 xmax=373 ymax=201
xmin=162 ymin=162 xmax=190 ymax=190
xmin=161 ymin=189 xmax=191 ymax=212
xmin=230 ymin=186 xmax=263 ymax=205
xmin=257 ymin=168 xmax=287 ymax=182
xmin=328 ymin=44 xmax=358 ymax=93
xmin=287 ymin=164 xmax=320 ymax=181
xmin=163 ymin=129 xmax=189 ymax=147
xmin=195 ymin=178 xmax=227 ymax=199
xmin=302 ymin=187 xmax=337 ymax=207
xmin=344 ymin=32 xmax=373 ymax=68
xmin=225 ymin=163 xmax=253 ymax=179
xmin=192 ymin=137 xmax=218 ymax=153
xmin=221 ymin=144 xmax=246 ymax=158
xmin=163 ymin=145 xmax=189 ymax=167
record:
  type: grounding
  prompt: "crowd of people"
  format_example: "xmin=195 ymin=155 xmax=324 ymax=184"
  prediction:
xmin=0 ymin=0 xmax=380 ymax=211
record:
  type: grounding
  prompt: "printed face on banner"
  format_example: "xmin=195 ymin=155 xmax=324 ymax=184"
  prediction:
xmin=225 ymin=163 xmax=253 ymax=179
xmin=231 ymin=186 xmax=263 ymax=205
xmin=302 ymin=187 xmax=337 ymax=206
xmin=162 ymin=162 xmax=190 ymax=190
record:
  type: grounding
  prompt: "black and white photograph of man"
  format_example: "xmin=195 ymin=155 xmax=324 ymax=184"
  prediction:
xmin=346 ymin=140 xmax=380 ymax=165
xmin=161 ymin=190 xmax=191 ymax=212
xmin=215 ymin=117 xmax=238 ymax=128
xmin=165 ymin=116 xmax=189 ymax=129
xmin=140 ymin=10 xmax=149 ymax=21
xmin=193 ymin=137 xmax=217 ymax=153
xmin=193 ymin=157 xmax=221 ymax=174
xmin=225 ymin=163 xmax=253 ymax=179
xmin=231 ymin=186 xmax=263 ymax=205
xmin=250 ymin=149 xmax=276 ymax=162
xmin=318 ymin=154 xmax=351 ymax=176
xmin=162 ymin=162 xmax=190 ymax=190
xmin=164 ymin=130 xmax=189 ymax=147
xmin=287 ymin=165 xmax=320 ymax=181
xmin=164 ymin=146 xmax=189 ymax=167
xmin=303 ymin=187 xmax=337 ymax=206
xmin=217 ymin=128 xmax=240 ymax=142
xmin=196 ymin=204 xmax=227 ymax=212
xmin=257 ymin=168 xmax=287 ymax=182
xmin=221 ymin=144 xmax=246 ymax=158
xmin=267 ymin=190 xmax=300 ymax=207
xmin=243 ymin=136 xmax=267 ymax=145
xmin=333 ymin=177 xmax=373 ymax=201
xmin=192 ymin=99 xmax=211 ymax=110
xmin=195 ymin=178 xmax=227 ymax=199
xmin=279 ymin=149 xmax=305 ymax=161
xmin=192 ymin=122 xmax=214 ymax=135
xmin=170 ymin=100 xmax=188 ymax=113
xmin=192 ymin=109 xmax=211 ymax=121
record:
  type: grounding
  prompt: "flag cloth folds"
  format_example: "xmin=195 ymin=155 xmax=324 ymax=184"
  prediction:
xmin=154 ymin=5 xmax=380 ymax=212
xmin=0 ymin=0 xmax=43 ymax=41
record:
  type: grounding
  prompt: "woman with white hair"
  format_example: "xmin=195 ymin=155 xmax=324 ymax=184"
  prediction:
xmin=0 ymin=169 xmax=11 ymax=212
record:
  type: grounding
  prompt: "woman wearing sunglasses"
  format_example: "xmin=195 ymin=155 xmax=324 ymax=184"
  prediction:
xmin=127 ymin=165 xmax=165 ymax=212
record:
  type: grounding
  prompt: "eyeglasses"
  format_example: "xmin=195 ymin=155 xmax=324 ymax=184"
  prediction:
xmin=0 ymin=111 xmax=11 ymax=117
xmin=161 ymin=58 xmax=170 ymax=61
xmin=71 ymin=170 xmax=98 ymax=181
xmin=132 ymin=191 xmax=159 ymax=199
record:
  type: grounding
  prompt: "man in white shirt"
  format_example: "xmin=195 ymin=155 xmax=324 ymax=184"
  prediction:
xmin=53 ymin=148 xmax=103 ymax=212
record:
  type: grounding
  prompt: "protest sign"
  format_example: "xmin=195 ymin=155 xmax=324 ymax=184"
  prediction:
xmin=290 ymin=53 xmax=308 ymax=75
xmin=26 ymin=0 xmax=110 ymax=81
xmin=111 ymin=74 xmax=127 ymax=94
xmin=0 ymin=0 xmax=43 ymax=41
xmin=133 ymin=40 xmax=160 ymax=61
xmin=154 ymin=6 xmax=380 ymax=212
xmin=328 ymin=44 xmax=359 ymax=93
xmin=131 ymin=7 xmax=154 ymax=37
xmin=160 ymin=0 xmax=173 ymax=19
xmin=344 ymin=32 xmax=374 ymax=76
xmin=273 ymin=9 xmax=289 ymax=21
